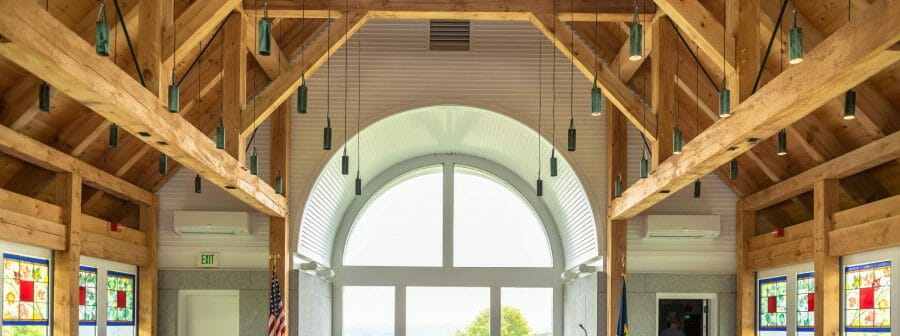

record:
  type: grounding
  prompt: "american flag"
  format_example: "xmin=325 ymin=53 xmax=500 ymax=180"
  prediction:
xmin=268 ymin=270 xmax=286 ymax=336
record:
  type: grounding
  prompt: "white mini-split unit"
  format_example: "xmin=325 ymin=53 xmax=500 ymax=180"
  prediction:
xmin=642 ymin=214 xmax=721 ymax=239
xmin=173 ymin=211 xmax=252 ymax=235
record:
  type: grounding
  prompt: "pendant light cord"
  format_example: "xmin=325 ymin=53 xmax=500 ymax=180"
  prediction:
xmin=674 ymin=31 xmax=679 ymax=128
xmin=326 ymin=0 xmax=331 ymax=123
xmin=551 ymin=0 xmax=557 ymax=153
xmin=751 ymin=0 xmax=790 ymax=94
xmin=220 ymin=26 xmax=225 ymax=125
xmin=300 ymin=0 xmax=306 ymax=76
xmin=112 ymin=0 xmax=145 ymax=86
xmin=343 ymin=0 xmax=349 ymax=156
xmin=538 ymin=20 xmax=543 ymax=178
xmin=356 ymin=17 xmax=362 ymax=177
xmin=569 ymin=0 xmax=574 ymax=123
xmin=638 ymin=0 xmax=651 ymax=157
xmin=695 ymin=43 xmax=699 ymax=137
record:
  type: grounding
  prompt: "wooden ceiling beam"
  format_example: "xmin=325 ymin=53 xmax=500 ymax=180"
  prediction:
xmin=609 ymin=0 xmax=900 ymax=220
xmin=243 ymin=0 xmax=656 ymax=20
xmin=0 ymin=1 xmax=139 ymax=131
xmin=530 ymin=13 xmax=658 ymax=141
xmin=653 ymin=0 xmax=736 ymax=77
xmin=243 ymin=12 xmax=289 ymax=79
xmin=0 ymin=0 xmax=287 ymax=217
xmin=240 ymin=11 xmax=370 ymax=137
xmin=161 ymin=0 xmax=242 ymax=72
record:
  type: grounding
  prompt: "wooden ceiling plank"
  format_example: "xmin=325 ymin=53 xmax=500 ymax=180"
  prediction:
xmin=530 ymin=13 xmax=658 ymax=142
xmin=0 ymin=0 xmax=287 ymax=217
xmin=239 ymin=11 xmax=370 ymax=137
xmin=0 ymin=124 xmax=153 ymax=206
xmin=609 ymin=0 xmax=900 ymax=220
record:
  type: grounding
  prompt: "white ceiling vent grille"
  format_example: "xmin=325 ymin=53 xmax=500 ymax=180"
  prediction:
xmin=429 ymin=20 xmax=470 ymax=51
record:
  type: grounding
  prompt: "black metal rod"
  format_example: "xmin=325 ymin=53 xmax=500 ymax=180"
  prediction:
xmin=177 ymin=11 xmax=234 ymax=86
xmin=668 ymin=18 xmax=719 ymax=92
xmin=112 ymin=0 xmax=145 ymax=87
xmin=752 ymin=0 xmax=790 ymax=94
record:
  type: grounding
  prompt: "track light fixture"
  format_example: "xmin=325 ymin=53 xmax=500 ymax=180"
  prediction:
xmin=788 ymin=8 xmax=803 ymax=64
xmin=95 ymin=1 xmax=110 ymax=56
xmin=258 ymin=0 xmax=272 ymax=56
xmin=777 ymin=129 xmax=787 ymax=156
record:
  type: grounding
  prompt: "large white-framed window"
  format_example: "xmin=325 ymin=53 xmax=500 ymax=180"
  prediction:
xmin=331 ymin=155 xmax=565 ymax=336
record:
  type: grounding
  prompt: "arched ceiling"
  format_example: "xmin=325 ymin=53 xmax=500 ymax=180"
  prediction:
xmin=298 ymin=105 xmax=598 ymax=268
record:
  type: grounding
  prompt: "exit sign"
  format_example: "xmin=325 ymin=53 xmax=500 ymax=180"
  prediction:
xmin=198 ymin=252 xmax=219 ymax=268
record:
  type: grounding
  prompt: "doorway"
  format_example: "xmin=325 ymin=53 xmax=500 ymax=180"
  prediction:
xmin=656 ymin=293 xmax=718 ymax=336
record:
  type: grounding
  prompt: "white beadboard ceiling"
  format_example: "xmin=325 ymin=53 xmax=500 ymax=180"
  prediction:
xmin=299 ymin=105 xmax=598 ymax=268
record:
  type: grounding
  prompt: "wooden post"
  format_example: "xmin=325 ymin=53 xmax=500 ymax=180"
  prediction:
xmin=138 ymin=196 xmax=159 ymax=336
xmin=731 ymin=0 xmax=759 ymax=102
xmin=736 ymin=201 xmax=756 ymax=336
xmin=813 ymin=179 xmax=840 ymax=336
xmin=270 ymin=103 xmax=291 ymax=334
xmin=223 ymin=13 xmax=247 ymax=163
xmin=651 ymin=16 xmax=677 ymax=169
xmin=52 ymin=172 xmax=82 ymax=336
xmin=606 ymin=107 xmax=627 ymax=336
xmin=137 ymin=0 xmax=165 ymax=97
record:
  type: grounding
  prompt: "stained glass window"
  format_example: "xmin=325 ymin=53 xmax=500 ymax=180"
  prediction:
xmin=796 ymin=272 xmax=815 ymax=333
xmin=79 ymin=266 xmax=98 ymax=325
xmin=845 ymin=261 xmax=890 ymax=335
xmin=759 ymin=276 xmax=787 ymax=331
xmin=2 ymin=253 xmax=50 ymax=336
xmin=106 ymin=271 xmax=135 ymax=326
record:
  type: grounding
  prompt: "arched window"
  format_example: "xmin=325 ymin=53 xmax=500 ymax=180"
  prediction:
xmin=334 ymin=156 xmax=563 ymax=336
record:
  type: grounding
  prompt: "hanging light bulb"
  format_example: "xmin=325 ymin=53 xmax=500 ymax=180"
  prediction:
xmin=550 ymin=150 xmax=558 ymax=177
xmin=167 ymin=70 xmax=179 ymax=112
xmin=249 ymin=147 xmax=259 ymax=175
xmin=640 ymin=152 xmax=649 ymax=178
xmin=673 ymin=126 xmax=683 ymax=154
xmin=777 ymin=129 xmax=787 ymax=156
xmin=159 ymin=154 xmax=168 ymax=175
xmin=274 ymin=171 xmax=283 ymax=195
xmin=567 ymin=118 xmax=576 ymax=152
xmin=730 ymin=159 xmax=739 ymax=180
xmin=215 ymin=119 xmax=225 ymax=149
xmin=258 ymin=0 xmax=272 ymax=56
xmin=628 ymin=2 xmax=643 ymax=61
xmin=297 ymin=77 xmax=308 ymax=114
xmin=693 ymin=179 xmax=701 ymax=198
xmin=843 ymin=90 xmax=856 ymax=120
xmin=341 ymin=150 xmax=350 ymax=175
xmin=788 ymin=9 xmax=803 ymax=65
xmin=591 ymin=81 xmax=604 ymax=117
xmin=614 ymin=174 xmax=623 ymax=198
xmin=108 ymin=123 xmax=118 ymax=148
xmin=323 ymin=117 xmax=332 ymax=150
xmin=194 ymin=174 xmax=202 ymax=194
xmin=39 ymin=82 xmax=51 ymax=112
xmin=95 ymin=2 xmax=110 ymax=56
xmin=355 ymin=172 xmax=362 ymax=196
xmin=536 ymin=178 xmax=544 ymax=197
xmin=719 ymin=79 xmax=731 ymax=118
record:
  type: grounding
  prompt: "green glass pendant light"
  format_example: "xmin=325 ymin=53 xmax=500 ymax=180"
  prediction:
xmin=589 ymin=5 xmax=604 ymax=117
xmin=159 ymin=154 xmax=168 ymax=175
xmin=639 ymin=153 xmax=649 ymax=179
xmin=672 ymin=40 xmax=682 ymax=155
xmin=258 ymin=0 xmax=271 ymax=56
xmin=566 ymin=5 xmax=576 ymax=153
xmin=628 ymin=0 xmax=643 ymax=61
xmin=777 ymin=129 xmax=787 ymax=156
xmin=274 ymin=171 xmax=283 ymax=195
xmin=194 ymin=174 xmax=202 ymax=194
xmin=693 ymin=179 xmax=701 ymax=198
xmin=39 ymin=82 xmax=51 ymax=112
xmin=341 ymin=150 xmax=350 ymax=175
xmin=95 ymin=2 xmax=110 ymax=56
xmin=843 ymin=90 xmax=856 ymax=120
xmin=297 ymin=78 xmax=308 ymax=114
xmin=108 ymin=124 xmax=118 ymax=148
xmin=719 ymin=82 xmax=730 ymax=118
xmin=567 ymin=119 xmax=576 ymax=152
xmin=673 ymin=127 xmax=683 ymax=154
xmin=355 ymin=172 xmax=362 ymax=196
xmin=788 ymin=8 xmax=803 ymax=65
xmin=215 ymin=35 xmax=226 ymax=149
xmin=614 ymin=174 xmax=623 ymax=198
xmin=215 ymin=120 xmax=225 ymax=149
xmin=323 ymin=117 xmax=332 ymax=150
xmin=249 ymin=147 xmax=259 ymax=175
xmin=550 ymin=151 xmax=558 ymax=177
xmin=729 ymin=159 xmax=739 ymax=180
xmin=591 ymin=82 xmax=604 ymax=117
xmin=536 ymin=178 xmax=543 ymax=197
xmin=167 ymin=14 xmax=179 ymax=113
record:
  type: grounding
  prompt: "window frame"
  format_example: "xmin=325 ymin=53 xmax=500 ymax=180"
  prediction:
xmin=331 ymin=155 xmax=565 ymax=336
xmin=79 ymin=255 xmax=138 ymax=336
xmin=0 ymin=241 xmax=53 ymax=336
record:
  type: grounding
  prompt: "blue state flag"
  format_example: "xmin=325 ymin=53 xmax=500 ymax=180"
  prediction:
xmin=616 ymin=277 xmax=629 ymax=336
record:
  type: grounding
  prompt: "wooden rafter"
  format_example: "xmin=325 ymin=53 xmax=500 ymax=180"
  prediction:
xmin=0 ymin=0 xmax=287 ymax=217
xmin=530 ymin=13 xmax=658 ymax=142
xmin=609 ymin=0 xmax=900 ymax=220
xmin=161 ymin=0 xmax=242 ymax=72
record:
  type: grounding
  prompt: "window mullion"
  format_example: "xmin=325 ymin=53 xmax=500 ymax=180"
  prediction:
xmin=443 ymin=161 xmax=454 ymax=268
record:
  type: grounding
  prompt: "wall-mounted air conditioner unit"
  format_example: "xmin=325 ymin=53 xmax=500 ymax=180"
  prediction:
xmin=642 ymin=215 xmax=721 ymax=239
xmin=174 ymin=211 xmax=252 ymax=235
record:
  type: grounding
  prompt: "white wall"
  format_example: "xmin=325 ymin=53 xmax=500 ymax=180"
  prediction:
xmin=564 ymin=273 xmax=602 ymax=336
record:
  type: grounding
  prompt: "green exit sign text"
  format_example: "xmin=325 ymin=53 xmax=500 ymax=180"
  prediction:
xmin=198 ymin=252 xmax=219 ymax=268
